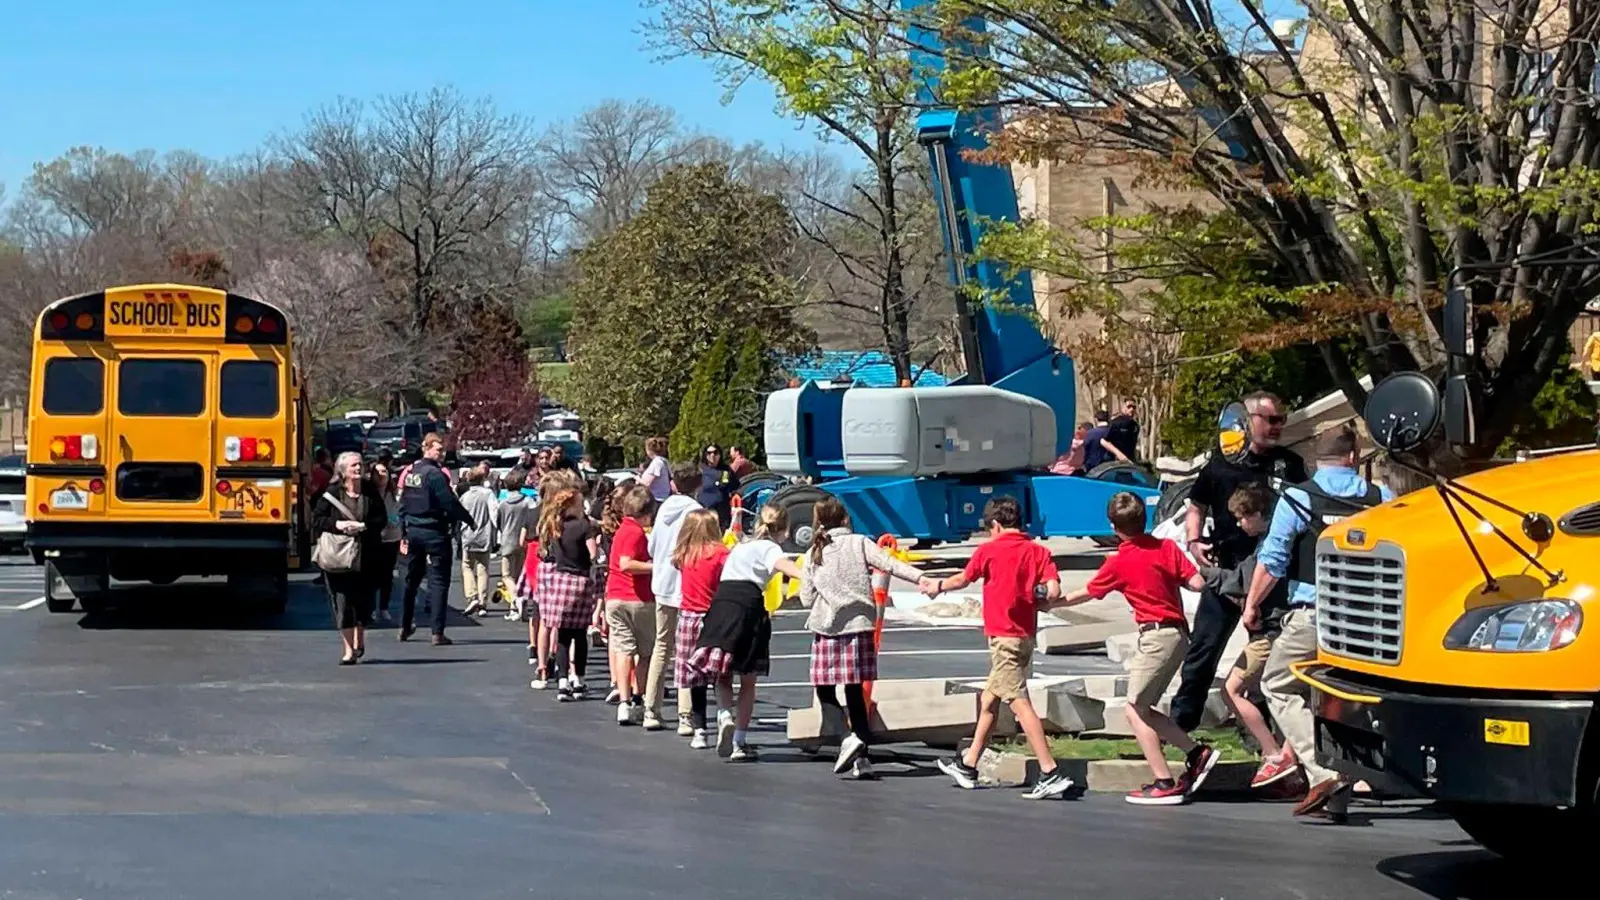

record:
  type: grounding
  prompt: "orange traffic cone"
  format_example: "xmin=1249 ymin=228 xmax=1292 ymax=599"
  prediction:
xmin=729 ymin=492 xmax=744 ymax=540
xmin=864 ymin=534 xmax=898 ymax=712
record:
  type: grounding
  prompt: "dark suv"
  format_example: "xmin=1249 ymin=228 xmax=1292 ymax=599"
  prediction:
xmin=363 ymin=418 xmax=452 ymax=464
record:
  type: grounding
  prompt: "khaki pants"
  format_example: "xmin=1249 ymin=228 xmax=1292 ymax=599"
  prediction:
xmin=500 ymin=548 xmax=525 ymax=604
xmin=1126 ymin=626 xmax=1188 ymax=711
xmin=984 ymin=636 xmax=1035 ymax=702
xmin=645 ymin=604 xmax=682 ymax=721
xmin=1261 ymin=608 xmax=1339 ymax=788
xmin=604 ymin=600 xmax=655 ymax=659
xmin=461 ymin=550 xmax=492 ymax=605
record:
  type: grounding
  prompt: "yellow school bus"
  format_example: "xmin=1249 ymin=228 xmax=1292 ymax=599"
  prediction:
xmin=1296 ymin=373 xmax=1600 ymax=859
xmin=25 ymin=284 xmax=312 ymax=613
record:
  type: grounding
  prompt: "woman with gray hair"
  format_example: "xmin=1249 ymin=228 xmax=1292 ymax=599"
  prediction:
xmin=312 ymin=451 xmax=388 ymax=664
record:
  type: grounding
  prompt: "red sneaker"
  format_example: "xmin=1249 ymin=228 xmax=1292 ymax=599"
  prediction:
xmin=1251 ymin=755 xmax=1301 ymax=789
xmin=1125 ymin=780 xmax=1189 ymax=806
xmin=1183 ymin=744 xmax=1220 ymax=795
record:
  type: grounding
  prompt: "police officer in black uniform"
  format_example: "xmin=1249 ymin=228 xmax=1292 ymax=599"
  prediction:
xmin=399 ymin=432 xmax=473 ymax=645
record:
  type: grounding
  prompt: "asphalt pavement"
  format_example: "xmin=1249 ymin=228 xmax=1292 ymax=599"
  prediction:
xmin=0 ymin=557 xmax=1517 ymax=899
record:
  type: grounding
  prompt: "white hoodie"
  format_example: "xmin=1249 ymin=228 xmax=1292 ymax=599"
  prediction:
xmin=648 ymin=493 xmax=702 ymax=608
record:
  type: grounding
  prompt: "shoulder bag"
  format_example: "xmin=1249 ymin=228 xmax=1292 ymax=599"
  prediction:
xmin=313 ymin=493 xmax=364 ymax=573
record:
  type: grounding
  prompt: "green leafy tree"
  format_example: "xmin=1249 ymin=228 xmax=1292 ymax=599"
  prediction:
xmin=726 ymin=328 xmax=771 ymax=457
xmin=565 ymin=163 xmax=814 ymax=442
xmin=517 ymin=293 xmax=574 ymax=354
xmin=925 ymin=0 xmax=1600 ymax=460
xmin=671 ymin=333 xmax=735 ymax=460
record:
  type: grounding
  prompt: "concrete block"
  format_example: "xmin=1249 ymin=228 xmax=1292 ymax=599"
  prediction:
xmin=786 ymin=678 xmax=1011 ymax=750
xmin=1058 ymin=675 xmax=1128 ymax=702
xmin=978 ymin=750 xmax=1091 ymax=788
xmin=1104 ymin=633 xmax=1139 ymax=667
xmin=1039 ymin=621 xmax=1135 ymax=655
xmin=1028 ymin=682 xmax=1105 ymax=734
xmin=1093 ymin=701 xmax=1137 ymax=737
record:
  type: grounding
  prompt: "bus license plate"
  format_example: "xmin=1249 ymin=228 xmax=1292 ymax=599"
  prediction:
xmin=50 ymin=488 xmax=88 ymax=510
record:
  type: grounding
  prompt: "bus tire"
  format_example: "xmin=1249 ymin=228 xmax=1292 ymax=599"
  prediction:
xmin=230 ymin=570 xmax=289 ymax=616
xmin=1448 ymin=803 xmax=1597 ymax=860
xmin=45 ymin=561 xmax=108 ymax=613
xmin=769 ymin=484 xmax=832 ymax=554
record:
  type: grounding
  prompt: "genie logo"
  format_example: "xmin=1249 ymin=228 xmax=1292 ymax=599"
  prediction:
xmin=844 ymin=418 xmax=896 ymax=437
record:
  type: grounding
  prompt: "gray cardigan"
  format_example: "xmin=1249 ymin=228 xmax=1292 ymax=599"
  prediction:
xmin=800 ymin=529 xmax=923 ymax=636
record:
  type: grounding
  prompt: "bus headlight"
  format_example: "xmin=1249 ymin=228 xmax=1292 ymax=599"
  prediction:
xmin=1444 ymin=599 xmax=1582 ymax=652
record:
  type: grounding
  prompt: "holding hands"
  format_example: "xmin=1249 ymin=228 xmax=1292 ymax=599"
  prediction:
xmin=917 ymin=575 xmax=941 ymax=597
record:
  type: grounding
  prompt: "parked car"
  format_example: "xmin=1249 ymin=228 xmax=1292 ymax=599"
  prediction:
xmin=0 ymin=456 xmax=22 ymax=553
xmin=323 ymin=420 xmax=367 ymax=457
xmin=363 ymin=417 xmax=454 ymax=465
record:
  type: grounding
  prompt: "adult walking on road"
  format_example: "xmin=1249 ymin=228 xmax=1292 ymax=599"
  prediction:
xmin=313 ymin=452 xmax=387 ymax=665
xmin=1170 ymin=391 xmax=1306 ymax=732
xmin=697 ymin=444 xmax=740 ymax=531
xmin=639 ymin=436 xmax=672 ymax=502
xmin=458 ymin=469 xmax=499 ymax=617
xmin=369 ymin=460 xmax=403 ymax=624
xmin=399 ymin=433 xmax=475 ymax=646
xmin=1245 ymin=428 xmax=1390 ymax=817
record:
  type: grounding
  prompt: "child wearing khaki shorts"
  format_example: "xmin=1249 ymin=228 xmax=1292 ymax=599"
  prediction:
xmin=927 ymin=497 xmax=1076 ymax=801
xmin=1057 ymin=492 xmax=1215 ymax=806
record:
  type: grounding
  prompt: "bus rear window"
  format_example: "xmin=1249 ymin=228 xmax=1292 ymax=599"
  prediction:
xmin=220 ymin=361 xmax=279 ymax=418
xmin=119 ymin=359 xmax=205 ymax=416
xmin=42 ymin=357 xmax=104 ymax=415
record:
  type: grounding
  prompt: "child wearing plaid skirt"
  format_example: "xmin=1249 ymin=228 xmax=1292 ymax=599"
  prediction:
xmin=536 ymin=487 xmax=601 ymax=702
xmin=799 ymin=498 xmax=934 ymax=778
xmin=687 ymin=504 xmax=804 ymax=761
xmin=672 ymin=508 xmax=729 ymax=750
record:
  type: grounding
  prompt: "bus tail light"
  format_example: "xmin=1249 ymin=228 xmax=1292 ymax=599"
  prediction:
xmin=225 ymin=436 xmax=276 ymax=462
xmin=216 ymin=480 xmax=233 ymax=495
xmin=50 ymin=434 xmax=98 ymax=461
xmin=88 ymin=478 xmax=104 ymax=494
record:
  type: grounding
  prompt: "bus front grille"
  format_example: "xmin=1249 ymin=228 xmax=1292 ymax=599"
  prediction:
xmin=1315 ymin=540 xmax=1405 ymax=665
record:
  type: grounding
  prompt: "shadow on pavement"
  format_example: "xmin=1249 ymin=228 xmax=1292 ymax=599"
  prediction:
xmin=361 ymin=657 xmax=486 ymax=666
xmin=1376 ymin=849 xmax=1513 ymax=899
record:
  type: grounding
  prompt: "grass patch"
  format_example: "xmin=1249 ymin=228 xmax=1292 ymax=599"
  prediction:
xmin=1002 ymin=727 xmax=1257 ymax=763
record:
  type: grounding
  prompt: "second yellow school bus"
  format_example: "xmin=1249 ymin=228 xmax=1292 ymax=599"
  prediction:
xmin=25 ymin=284 xmax=312 ymax=613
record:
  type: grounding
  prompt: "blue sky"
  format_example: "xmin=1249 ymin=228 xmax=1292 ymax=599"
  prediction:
xmin=0 ymin=0 xmax=807 ymax=193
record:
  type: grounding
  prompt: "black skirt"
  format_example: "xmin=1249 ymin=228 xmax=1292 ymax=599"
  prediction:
xmin=326 ymin=571 xmax=373 ymax=630
xmin=692 ymin=580 xmax=771 ymax=676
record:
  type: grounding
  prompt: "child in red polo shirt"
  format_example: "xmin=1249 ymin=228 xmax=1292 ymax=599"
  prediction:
xmin=1057 ymin=491 xmax=1215 ymax=806
xmin=925 ymin=497 xmax=1074 ymax=800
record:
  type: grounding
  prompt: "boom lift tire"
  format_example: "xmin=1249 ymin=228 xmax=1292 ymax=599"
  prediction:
xmin=1086 ymin=461 xmax=1162 ymax=547
xmin=769 ymin=484 xmax=832 ymax=554
xmin=1156 ymin=476 xmax=1197 ymax=526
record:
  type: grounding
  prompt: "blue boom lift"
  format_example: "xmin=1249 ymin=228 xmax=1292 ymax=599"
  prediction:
xmin=758 ymin=0 xmax=1161 ymax=552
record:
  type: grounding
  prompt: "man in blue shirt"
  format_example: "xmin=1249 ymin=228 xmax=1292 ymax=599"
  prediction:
xmin=1243 ymin=427 xmax=1392 ymax=818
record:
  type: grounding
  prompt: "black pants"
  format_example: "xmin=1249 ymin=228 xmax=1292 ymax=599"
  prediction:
xmin=401 ymin=531 xmax=452 ymax=636
xmin=551 ymin=627 xmax=589 ymax=680
xmin=689 ymin=686 xmax=710 ymax=730
xmin=373 ymin=541 xmax=400 ymax=612
xmin=1170 ymin=584 xmax=1240 ymax=732
xmin=817 ymin=684 xmax=871 ymax=744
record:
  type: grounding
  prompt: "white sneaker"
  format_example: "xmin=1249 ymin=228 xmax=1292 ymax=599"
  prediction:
xmin=834 ymin=734 xmax=867 ymax=775
xmin=677 ymin=717 xmax=694 ymax=737
xmin=604 ymin=686 xmax=621 ymax=705
xmin=690 ymin=729 xmax=710 ymax=750
xmin=715 ymin=711 xmax=736 ymax=758
xmin=571 ymin=681 xmax=588 ymax=701
xmin=375 ymin=609 xmax=392 ymax=624
xmin=729 ymin=742 xmax=758 ymax=762
xmin=642 ymin=713 xmax=663 ymax=732
xmin=848 ymin=758 xmax=874 ymax=780
xmin=530 ymin=678 xmax=548 ymax=690
xmin=617 ymin=702 xmax=634 ymax=726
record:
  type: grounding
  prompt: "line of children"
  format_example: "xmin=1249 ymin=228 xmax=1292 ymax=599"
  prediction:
xmin=537 ymin=486 xmax=601 ymax=701
xmin=671 ymin=508 xmax=728 ymax=750
xmin=605 ymin=484 xmax=657 ymax=725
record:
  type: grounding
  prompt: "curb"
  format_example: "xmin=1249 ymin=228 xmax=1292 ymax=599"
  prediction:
xmin=978 ymin=750 xmax=1257 ymax=793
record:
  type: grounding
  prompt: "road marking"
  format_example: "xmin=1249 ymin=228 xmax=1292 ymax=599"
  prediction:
xmin=768 ymin=648 xmax=1004 ymax=661
xmin=770 ymin=625 xmax=969 ymax=636
xmin=13 ymin=597 xmax=45 ymax=610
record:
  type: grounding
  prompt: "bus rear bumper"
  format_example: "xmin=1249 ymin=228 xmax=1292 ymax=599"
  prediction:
xmin=1312 ymin=664 xmax=1594 ymax=807
xmin=28 ymin=521 xmax=288 ymax=580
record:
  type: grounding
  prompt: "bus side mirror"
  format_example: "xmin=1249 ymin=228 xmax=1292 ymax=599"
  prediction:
xmin=1217 ymin=401 xmax=1249 ymax=463
xmin=1364 ymin=372 xmax=1442 ymax=452
xmin=1443 ymin=284 xmax=1469 ymax=357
